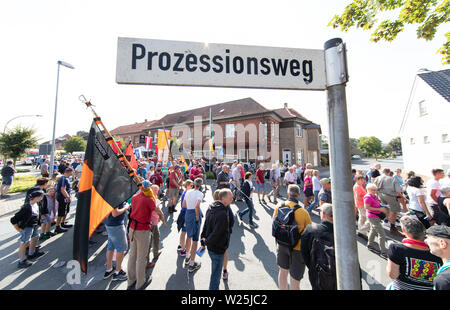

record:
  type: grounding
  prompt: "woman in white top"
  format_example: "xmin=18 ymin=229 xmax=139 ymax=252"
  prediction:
xmin=406 ymin=176 xmax=433 ymax=229
xmin=307 ymin=170 xmax=321 ymax=213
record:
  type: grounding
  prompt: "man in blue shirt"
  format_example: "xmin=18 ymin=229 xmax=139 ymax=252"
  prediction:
xmin=55 ymin=167 xmax=73 ymax=234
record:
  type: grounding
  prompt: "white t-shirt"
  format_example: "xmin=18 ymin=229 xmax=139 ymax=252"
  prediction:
xmin=184 ymin=189 xmax=203 ymax=210
xmin=407 ymin=187 xmax=425 ymax=212
xmin=31 ymin=203 xmax=39 ymax=216
xmin=440 ymin=177 xmax=450 ymax=188
xmin=312 ymin=176 xmax=322 ymax=192
xmin=284 ymin=171 xmax=296 ymax=183
xmin=426 ymin=180 xmax=441 ymax=205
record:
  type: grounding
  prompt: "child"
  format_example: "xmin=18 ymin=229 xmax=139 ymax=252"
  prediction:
xmin=176 ymin=180 xmax=193 ymax=256
xmin=39 ymin=187 xmax=57 ymax=240
xmin=146 ymin=184 xmax=167 ymax=269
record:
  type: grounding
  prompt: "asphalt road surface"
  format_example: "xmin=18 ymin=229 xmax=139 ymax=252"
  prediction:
xmin=0 ymin=179 xmax=402 ymax=290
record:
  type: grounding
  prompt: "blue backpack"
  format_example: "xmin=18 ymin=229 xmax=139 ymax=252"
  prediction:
xmin=272 ymin=203 xmax=301 ymax=249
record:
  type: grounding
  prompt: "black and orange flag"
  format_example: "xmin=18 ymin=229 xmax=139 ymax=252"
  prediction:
xmin=73 ymin=121 xmax=139 ymax=274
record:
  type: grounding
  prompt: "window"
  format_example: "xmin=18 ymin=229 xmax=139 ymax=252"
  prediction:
xmin=419 ymin=100 xmax=427 ymax=116
xmin=225 ymin=124 xmax=235 ymax=138
xmin=424 ymin=136 xmax=430 ymax=144
xmin=410 ymin=138 xmax=415 ymax=145
xmin=271 ymin=122 xmax=275 ymax=136
xmin=263 ymin=122 xmax=268 ymax=139
xmin=296 ymin=124 xmax=302 ymax=137
xmin=442 ymin=134 xmax=449 ymax=143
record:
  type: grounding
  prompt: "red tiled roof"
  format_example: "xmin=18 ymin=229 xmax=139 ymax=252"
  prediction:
xmin=272 ymin=107 xmax=311 ymax=123
xmin=110 ymin=120 xmax=158 ymax=135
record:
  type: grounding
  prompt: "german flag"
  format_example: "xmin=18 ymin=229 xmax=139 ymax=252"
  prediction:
xmin=73 ymin=121 xmax=139 ymax=274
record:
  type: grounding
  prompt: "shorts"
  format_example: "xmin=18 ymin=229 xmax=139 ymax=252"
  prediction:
xmin=106 ymin=224 xmax=128 ymax=253
xmin=40 ymin=214 xmax=51 ymax=224
xmin=276 ymin=244 xmax=306 ymax=281
xmin=185 ymin=209 xmax=202 ymax=242
xmin=256 ymin=182 xmax=266 ymax=192
xmin=2 ymin=176 xmax=13 ymax=186
xmin=20 ymin=226 xmax=39 ymax=243
xmin=57 ymin=196 xmax=70 ymax=217
xmin=304 ymin=187 xmax=313 ymax=197
xmin=378 ymin=193 xmax=400 ymax=213
xmin=168 ymin=188 xmax=179 ymax=199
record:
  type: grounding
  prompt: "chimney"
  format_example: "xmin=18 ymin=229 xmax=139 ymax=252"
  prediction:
xmin=284 ymin=103 xmax=288 ymax=109
xmin=145 ymin=119 xmax=147 ymax=122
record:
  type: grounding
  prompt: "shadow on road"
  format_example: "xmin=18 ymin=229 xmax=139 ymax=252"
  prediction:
xmin=165 ymin=255 xmax=196 ymax=290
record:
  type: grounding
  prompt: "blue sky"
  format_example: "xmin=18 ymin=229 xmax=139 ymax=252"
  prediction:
xmin=0 ymin=0 xmax=447 ymax=143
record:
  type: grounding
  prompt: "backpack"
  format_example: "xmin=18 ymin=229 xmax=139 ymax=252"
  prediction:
xmin=310 ymin=231 xmax=337 ymax=290
xmin=272 ymin=203 xmax=301 ymax=249
xmin=265 ymin=170 xmax=270 ymax=180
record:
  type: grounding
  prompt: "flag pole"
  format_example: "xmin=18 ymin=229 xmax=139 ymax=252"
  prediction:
xmin=79 ymin=95 xmax=151 ymax=195
xmin=161 ymin=121 xmax=173 ymax=162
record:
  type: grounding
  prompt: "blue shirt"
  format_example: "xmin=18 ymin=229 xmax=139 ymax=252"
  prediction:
xmin=106 ymin=203 xmax=127 ymax=226
xmin=394 ymin=175 xmax=403 ymax=186
xmin=56 ymin=175 xmax=70 ymax=198
xmin=137 ymin=167 xmax=147 ymax=179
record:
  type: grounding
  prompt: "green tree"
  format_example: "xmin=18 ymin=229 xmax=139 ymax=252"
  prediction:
xmin=387 ymin=136 xmax=402 ymax=154
xmin=64 ymin=136 xmax=87 ymax=153
xmin=358 ymin=136 xmax=383 ymax=158
xmin=320 ymin=135 xmax=329 ymax=148
xmin=329 ymin=0 xmax=450 ymax=64
xmin=0 ymin=126 xmax=39 ymax=167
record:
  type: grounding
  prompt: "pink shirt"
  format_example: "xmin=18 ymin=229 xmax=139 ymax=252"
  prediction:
xmin=151 ymin=209 xmax=159 ymax=226
xmin=364 ymin=193 xmax=381 ymax=218
xmin=304 ymin=176 xmax=312 ymax=190
xmin=353 ymin=184 xmax=366 ymax=209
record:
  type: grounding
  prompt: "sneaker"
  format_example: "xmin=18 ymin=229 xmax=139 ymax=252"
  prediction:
xmin=27 ymin=250 xmax=46 ymax=260
xmin=222 ymin=270 xmax=228 ymax=280
xmin=136 ymin=276 xmax=152 ymax=290
xmin=112 ymin=270 xmax=128 ymax=281
xmin=177 ymin=245 xmax=182 ymax=252
xmin=184 ymin=257 xmax=190 ymax=266
xmin=188 ymin=262 xmax=201 ymax=273
xmin=46 ymin=232 xmax=57 ymax=237
xmin=18 ymin=260 xmax=32 ymax=269
xmin=61 ymin=223 xmax=73 ymax=229
xmin=39 ymin=234 xmax=49 ymax=241
xmin=367 ymin=244 xmax=380 ymax=254
xmin=249 ymin=223 xmax=259 ymax=229
xmin=55 ymin=226 xmax=68 ymax=234
xmin=179 ymin=250 xmax=186 ymax=257
xmin=104 ymin=269 xmax=114 ymax=279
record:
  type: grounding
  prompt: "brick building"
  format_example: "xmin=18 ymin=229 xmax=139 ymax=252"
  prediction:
xmin=110 ymin=98 xmax=321 ymax=166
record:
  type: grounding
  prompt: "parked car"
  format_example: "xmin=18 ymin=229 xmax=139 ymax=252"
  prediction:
xmin=351 ymin=155 xmax=361 ymax=160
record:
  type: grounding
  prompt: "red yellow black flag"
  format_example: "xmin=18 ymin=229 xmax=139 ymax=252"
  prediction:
xmin=73 ymin=120 xmax=139 ymax=274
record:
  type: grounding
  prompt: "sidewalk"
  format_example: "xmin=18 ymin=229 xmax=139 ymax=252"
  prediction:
xmin=0 ymin=192 xmax=26 ymax=221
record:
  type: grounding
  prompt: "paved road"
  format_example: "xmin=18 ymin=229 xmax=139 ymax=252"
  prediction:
xmin=0 ymin=177 xmax=403 ymax=290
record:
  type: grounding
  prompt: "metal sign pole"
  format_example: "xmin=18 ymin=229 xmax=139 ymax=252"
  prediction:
xmin=324 ymin=38 xmax=361 ymax=290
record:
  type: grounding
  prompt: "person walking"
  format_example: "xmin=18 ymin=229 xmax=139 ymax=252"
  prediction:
xmin=437 ymin=186 xmax=450 ymax=226
xmin=11 ymin=190 xmax=46 ymax=268
xmin=238 ymin=172 xmax=258 ymax=228
xmin=273 ymin=184 xmax=312 ymax=290
xmin=354 ymin=175 xmax=370 ymax=235
xmin=231 ymin=164 xmax=243 ymax=201
xmin=301 ymin=203 xmax=336 ymax=290
xmin=216 ymin=165 xmax=231 ymax=190
xmin=407 ymin=176 xmax=433 ymax=229
xmin=386 ymin=216 xmax=443 ymax=290
xmin=427 ymin=169 xmax=445 ymax=226
xmin=104 ymin=202 xmax=130 ymax=281
xmin=183 ymin=178 xmax=204 ymax=272
xmin=303 ymin=169 xmax=314 ymax=209
xmin=365 ymin=183 xmax=389 ymax=258
xmin=201 ymin=188 xmax=234 ymax=290
xmin=127 ymin=181 xmax=156 ymax=290
xmin=1 ymin=160 xmax=16 ymax=199
xmin=255 ymin=164 xmax=267 ymax=203
xmin=307 ymin=170 xmax=322 ymax=213
xmin=268 ymin=164 xmax=280 ymax=204
xmin=146 ymin=185 xmax=167 ymax=269
xmin=373 ymin=168 xmax=405 ymax=237
xmin=177 ymin=180 xmax=193 ymax=257
xmin=425 ymin=225 xmax=450 ymax=290
xmin=54 ymin=167 xmax=74 ymax=234
xmin=318 ymin=178 xmax=332 ymax=206
xmin=167 ymin=165 xmax=182 ymax=213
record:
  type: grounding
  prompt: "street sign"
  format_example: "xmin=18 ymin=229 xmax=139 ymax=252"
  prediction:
xmin=116 ymin=37 xmax=326 ymax=90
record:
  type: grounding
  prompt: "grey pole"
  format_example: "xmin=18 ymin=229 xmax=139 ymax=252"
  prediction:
xmin=324 ymin=38 xmax=361 ymax=290
xmin=49 ymin=62 xmax=61 ymax=177
xmin=49 ymin=61 xmax=74 ymax=177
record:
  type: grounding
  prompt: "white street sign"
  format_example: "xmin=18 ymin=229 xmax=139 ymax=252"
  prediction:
xmin=116 ymin=37 xmax=326 ymax=90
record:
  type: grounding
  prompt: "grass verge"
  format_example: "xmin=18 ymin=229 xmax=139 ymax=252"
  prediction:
xmin=1 ymin=175 xmax=37 ymax=193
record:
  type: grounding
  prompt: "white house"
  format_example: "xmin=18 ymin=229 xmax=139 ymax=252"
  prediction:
xmin=399 ymin=68 xmax=450 ymax=178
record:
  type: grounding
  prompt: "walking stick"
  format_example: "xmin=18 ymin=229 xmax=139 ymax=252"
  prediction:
xmin=78 ymin=95 xmax=155 ymax=201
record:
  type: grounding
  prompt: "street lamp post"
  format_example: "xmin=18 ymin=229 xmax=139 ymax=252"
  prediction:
xmin=49 ymin=60 xmax=74 ymax=176
xmin=3 ymin=115 xmax=43 ymax=133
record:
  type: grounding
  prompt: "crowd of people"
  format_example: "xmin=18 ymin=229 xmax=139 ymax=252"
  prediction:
xmin=4 ymin=152 xmax=450 ymax=290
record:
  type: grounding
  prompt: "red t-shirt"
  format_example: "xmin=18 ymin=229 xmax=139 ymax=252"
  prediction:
xmin=130 ymin=191 xmax=156 ymax=230
xmin=256 ymin=169 xmax=265 ymax=183
xmin=169 ymin=171 xmax=180 ymax=189
xmin=190 ymin=167 xmax=202 ymax=180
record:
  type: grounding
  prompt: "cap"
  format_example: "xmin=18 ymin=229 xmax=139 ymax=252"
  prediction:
xmin=426 ymin=225 xmax=450 ymax=239
xmin=29 ymin=190 xmax=45 ymax=199
xmin=318 ymin=203 xmax=333 ymax=218
xmin=142 ymin=180 xmax=151 ymax=188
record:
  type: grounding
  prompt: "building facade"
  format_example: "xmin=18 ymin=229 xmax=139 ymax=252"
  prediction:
xmin=399 ymin=69 xmax=450 ymax=176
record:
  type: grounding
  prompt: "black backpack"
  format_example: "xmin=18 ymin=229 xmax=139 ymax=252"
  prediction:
xmin=272 ymin=203 xmax=301 ymax=249
xmin=310 ymin=231 xmax=337 ymax=290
